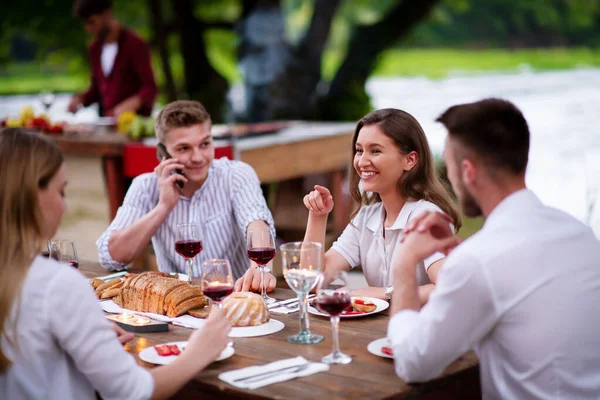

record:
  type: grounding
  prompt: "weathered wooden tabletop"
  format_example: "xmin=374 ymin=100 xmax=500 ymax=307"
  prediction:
xmin=82 ymin=262 xmax=480 ymax=399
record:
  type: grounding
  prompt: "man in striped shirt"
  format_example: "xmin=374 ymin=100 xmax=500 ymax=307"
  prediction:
xmin=96 ymin=100 xmax=277 ymax=291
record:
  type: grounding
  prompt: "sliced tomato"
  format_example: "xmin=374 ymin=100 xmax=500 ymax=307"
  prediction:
xmin=381 ymin=346 xmax=394 ymax=356
xmin=166 ymin=344 xmax=181 ymax=356
xmin=354 ymin=299 xmax=365 ymax=305
xmin=343 ymin=311 xmax=364 ymax=315
xmin=154 ymin=344 xmax=172 ymax=356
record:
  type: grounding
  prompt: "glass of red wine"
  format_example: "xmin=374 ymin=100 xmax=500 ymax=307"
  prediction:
xmin=47 ymin=240 xmax=79 ymax=269
xmin=175 ymin=223 xmax=203 ymax=284
xmin=316 ymin=270 xmax=352 ymax=364
xmin=202 ymin=259 xmax=234 ymax=309
xmin=246 ymin=228 xmax=276 ymax=305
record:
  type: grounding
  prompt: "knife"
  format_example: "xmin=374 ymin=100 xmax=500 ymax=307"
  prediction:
xmin=95 ymin=271 xmax=127 ymax=281
xmin=233 ymin=363 xmax=310 ymax=383
xmin=267 ymin=294 xmax=315 ymax=309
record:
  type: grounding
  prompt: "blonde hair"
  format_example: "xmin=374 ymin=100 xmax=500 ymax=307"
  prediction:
xmin=0 ymin=128 xmax=64 ymax=372
xmin=349 ymin=109 xmax=462 ymax=231
xmin=155 ymin=100 xmax=211 ymax=143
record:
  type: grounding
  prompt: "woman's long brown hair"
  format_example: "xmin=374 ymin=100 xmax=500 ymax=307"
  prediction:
xmin=349 ymin=109 xmax=462 ymax=231
xmin=0 ymin=128 xmax=63 ymax=372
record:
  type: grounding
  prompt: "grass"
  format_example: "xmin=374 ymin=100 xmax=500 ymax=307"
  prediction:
xmin=1 ymin=47 xmax=599 ymax=96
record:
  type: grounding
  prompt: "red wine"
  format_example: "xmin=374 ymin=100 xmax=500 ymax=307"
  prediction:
xmin=317 ymin=294 xmax=351 ymax=316
xmin=247 ymin=247 xmax=276 ymax=265
xmin=175 ymin=240 xmax=202 ymax=258
xmin=203 ymin=285 xmax=234 ymax=302
xmin=67 ymin=260 xmax=79 ymax=269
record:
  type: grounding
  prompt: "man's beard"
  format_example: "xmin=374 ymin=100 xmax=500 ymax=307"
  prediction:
xmin=97 ymin=24 xmax=111 ymax=41
xmin=458 ymin=181 xmax=482 ymax=218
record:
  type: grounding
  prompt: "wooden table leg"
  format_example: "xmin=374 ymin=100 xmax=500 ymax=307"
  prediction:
xmin=330 ymin=169 xmax=350 ymax=234
xmin=103 ymin=156 xmax=126 ymax=220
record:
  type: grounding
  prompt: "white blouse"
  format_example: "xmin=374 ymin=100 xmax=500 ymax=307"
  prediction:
xmin=0 ymin=256 xmax=153 ymax=400
xmin=331 ymin=200 xmax=446 ymax=287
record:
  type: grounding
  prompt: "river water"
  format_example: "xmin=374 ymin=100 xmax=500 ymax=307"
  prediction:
xmin=1 ymin=68 xmax=599 ymax=235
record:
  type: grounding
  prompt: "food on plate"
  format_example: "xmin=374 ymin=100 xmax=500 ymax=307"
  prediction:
xmin=221 ymin=292 xmax=269 ymax=327
xmin=89 ymin=278 xmax=104 ymax=289
xmin=95 ymin=278 xmax=123 ymax=294
xmin=351 ymin=297 xmax=377 ymax=313
xmin=114 ymin=271 xmax=208 ymax=318
xmin=381 ymin=346 xmax=394 ymax=356
xmin=188 ymin=305 xmax=211 ymax=319
xmin=100 ymin=287 xmax=121 ymax=299
xmin=154 ymin=344 xmax=181 ymax=357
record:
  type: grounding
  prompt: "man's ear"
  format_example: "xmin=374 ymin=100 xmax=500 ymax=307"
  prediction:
xmin=461 ymin=158 xmax=477 ymax=185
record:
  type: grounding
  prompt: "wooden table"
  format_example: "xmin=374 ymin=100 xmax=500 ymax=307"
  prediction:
xmin=82 ymin=262 xmax=480 ymax=399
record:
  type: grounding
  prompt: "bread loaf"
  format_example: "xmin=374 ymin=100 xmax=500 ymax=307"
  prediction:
xmin=113 ymin=272 xmax=207 ymax=318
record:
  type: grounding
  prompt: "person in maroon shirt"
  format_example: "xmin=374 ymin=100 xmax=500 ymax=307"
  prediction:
xmin=68 ymin=0 xmax=157 ymax=117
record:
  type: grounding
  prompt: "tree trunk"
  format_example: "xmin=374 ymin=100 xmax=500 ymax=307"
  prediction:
xmin=321 ymin=0 xmax=441 ymax=121
xmin=172 ymin=0 xmax=229 ymax=121
xmin=148 ymin=0 xmax=177 ymax=102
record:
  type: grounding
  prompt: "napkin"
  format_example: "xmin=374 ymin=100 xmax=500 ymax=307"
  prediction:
xmin=171 ymin=315 xmax=206 ymax=329
xmin=100 ymin=300 xmax=198 ymax=325
xmin=269 ymin=305 xmax=298 ymax=314
xmin=219 ymin=356 xmax=329 ymax=389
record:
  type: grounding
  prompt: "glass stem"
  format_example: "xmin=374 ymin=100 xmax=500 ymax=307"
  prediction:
xmin=331 ymin=316 xmax=341 ymax=355
xmin=260 ymin=265 xmax=267 ymax=298
xmin=298 ymin=292 xmax=310 ymax=335
xmin=187 ymin=258 xmax=193 ymax=284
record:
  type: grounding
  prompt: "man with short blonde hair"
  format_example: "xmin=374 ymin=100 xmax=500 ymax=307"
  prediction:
xmin=97 ymin=100 xmax=276 ymax=292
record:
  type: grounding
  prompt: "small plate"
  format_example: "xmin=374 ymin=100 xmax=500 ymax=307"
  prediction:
xmin=308 ymin=297 xmax=389 ymax=318
xmin=367 ymin=338 xmax=394 ymax=359
xmin=139 ymin=341 xmax=234 ymax=365
xmin=229 ymin=319 xmax=285 ymax=338
xmin=170 ymin=272 xmax=189 ymax=282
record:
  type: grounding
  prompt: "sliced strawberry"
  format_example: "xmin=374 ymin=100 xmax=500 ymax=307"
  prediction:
xmin=154 ymin=344 xmax=172 ymax=356
xmin=382 ymin=346 xmax=394 ymax=356
xmin=166 ymin=344 xmax=181 ymax=355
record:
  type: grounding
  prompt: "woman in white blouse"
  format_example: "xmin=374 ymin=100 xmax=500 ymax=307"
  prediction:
xmin=303 ymin=109 xmax=461 ymax=304
xmin=0 ymin=128 xmax=230 ymax=400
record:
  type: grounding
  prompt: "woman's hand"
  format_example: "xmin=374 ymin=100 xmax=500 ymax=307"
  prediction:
xmin=186 ymin=307 xmax=231 ymax=363
xmin=303 ymin=185 xmax=334 ymax=217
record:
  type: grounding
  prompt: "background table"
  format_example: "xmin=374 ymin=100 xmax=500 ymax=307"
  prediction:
xmin=82 ymin=262 xmax=480 ymax=399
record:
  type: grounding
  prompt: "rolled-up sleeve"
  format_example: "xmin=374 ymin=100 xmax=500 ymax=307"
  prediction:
xmin=387 ymin=252 xmax=497 ymax=383
xmin=231 ymin=162 xmax=275 ymax=236
xmin=96 ymin=176 xmax=153 ymax=270
xmin=48 ymin=267 xmax=154 ymax=400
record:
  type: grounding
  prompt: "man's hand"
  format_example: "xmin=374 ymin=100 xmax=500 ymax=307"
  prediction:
xmin=112 ymin=322 xmax=134 ymax=344
xmin=398 ymin=212 xmax=462 ymax=264
xmin=303 ymin=185 xmax=334 ymax=217
xmin=234 ymin=267 xmax=276 ymax=293
xmin=108 ymin=96 xmax=142 ymax=118
xmin=67 ymin=95 xmax=83 ymax=113
xmin=155 ymin=157 xmax=187 ymax=211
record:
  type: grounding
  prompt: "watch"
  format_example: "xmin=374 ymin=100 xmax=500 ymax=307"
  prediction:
xmin=385 ymin=285 xmax=394 ymax=299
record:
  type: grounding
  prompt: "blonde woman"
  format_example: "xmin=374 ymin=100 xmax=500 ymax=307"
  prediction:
xmin=303 ymin=109 xmax=461 ymax=304
xmin=0 ymin=128 xmax=230 ymax=399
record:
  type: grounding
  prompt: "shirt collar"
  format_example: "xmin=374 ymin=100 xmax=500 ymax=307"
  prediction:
xmin=365 ymin=200 xmax=422 ymax=235
xmin=484 ymin=188 xmax=541 ymax=228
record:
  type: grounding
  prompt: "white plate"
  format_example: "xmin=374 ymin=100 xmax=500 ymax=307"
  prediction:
xmin=308 ymin=297 xmax=389 ymax=318
xmin=139 ymin=341 xmax=234 ymax=365
xmin=367 ymin=338 xmax=394 ymax=359
xmin=170 ymin=272 xmax=189 ymax=282
xmin=229 ymin=319 xmax=285 ymax=338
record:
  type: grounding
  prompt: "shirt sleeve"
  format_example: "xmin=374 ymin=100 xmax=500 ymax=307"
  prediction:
xmin=330 ymin=216 xmax=362 ymax=268
xmin=230 ymin=162 xmax=275 ymax=237
xmin=130 ymin=40 xmax=157 ymax=111
xmin=96 ymin=177 xmax=153 ymax=270
xmin=47 ymin=268 xmax=154 ymax=400
xmin=387 ymin=251 xmax=498 ymax=382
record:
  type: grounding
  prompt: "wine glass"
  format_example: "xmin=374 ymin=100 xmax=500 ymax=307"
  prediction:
xmin=39 ymin=90 xmax=55 ymax=113
xmin=247 ymin=227 xmax=276 ymax=304
xmin=280 ymin=241 xmax=324 ymax=345
xmin=175 ymin=223 xmax=203 ymax=283
xmin=202 ymin=259 xmax=234 ymax=309
xmin=316 ymin=270 xmax=352 ymax=364
xmin=47 ymin=240 xmax=79 ymax=268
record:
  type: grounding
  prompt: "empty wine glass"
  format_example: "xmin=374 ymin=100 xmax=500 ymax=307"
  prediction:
xmin=316 ymin=270 xmax=352 ymax=364
xmin=280 ymin=241 xmax=324 ymax=345
xmin=202 ymin=259 xmax=234 ymax=308
xmin=39 ymin=90 xmax=55 ymax=113
xmin=48 ymin=240 xmax=79 ymax=268
xmin=175 ymin=223 xmax=203 ymax=283
xmin=247 ymin=227 xmax=276 ymax=304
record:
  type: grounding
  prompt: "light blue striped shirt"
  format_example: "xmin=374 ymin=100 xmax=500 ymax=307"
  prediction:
xmin=96 ymin=158 xmax=275 ymax=279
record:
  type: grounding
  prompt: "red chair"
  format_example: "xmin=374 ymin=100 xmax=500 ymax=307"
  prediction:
xmin=123 ymin=141 xmax=234 ymax=178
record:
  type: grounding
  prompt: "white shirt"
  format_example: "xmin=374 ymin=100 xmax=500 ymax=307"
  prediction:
xmin=331 ymin=200 xmax=445 ymax=287
xmin=388 ymin=189 xmax=600 ymax=399
xmin=0 ymin=257 xmax=153 ymax=400
xmin=101 ymin=43 xmax=119 ymax=77
xmin=97 ymin=158 xmax=275 ymax=279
